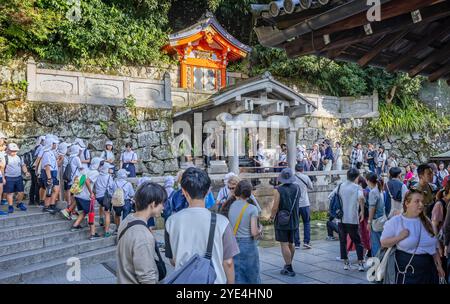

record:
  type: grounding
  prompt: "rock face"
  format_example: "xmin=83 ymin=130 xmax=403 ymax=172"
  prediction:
xmin=296 ymin=116 xmax=450 ymax=168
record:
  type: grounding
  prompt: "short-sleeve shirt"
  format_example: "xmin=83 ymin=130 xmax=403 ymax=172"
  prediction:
xmin=164 ymin=208 xmax=239 ymax=284
xmin=95 ymin=173 xmax=112 ymax=198
xmin=80 ymin=149 xmax=91 ymax=170
xmin=381 ymin=215 xmax=438 ymax=255
xmin=41 ymin=150 xmax=58 ymax=171
xmin=368 ymin=187 xmax=385 ymax=219
xmin=377 ymin=153 xmax=387 ymax=167
xmin=121 ymin=151 xmax=137 ymax=163
xmin=100 ymin=150 xmax=115 ymax=162
xmin=228 ymin=200 xmax=259 ymax=238
xmin=75 ymin=169 xmax=100 ymax=201
xmin=67 ymin=156 xmax=83 ymax=184
xmin=216 ymin=186 xmax=230 ymax=205
xmin=5 ymin=155 xmax=24 ymax=177
xmin=331 ymin=181 xmax=364 ymax=225
xmin=294 ymin=172 xmax=313 ymax=208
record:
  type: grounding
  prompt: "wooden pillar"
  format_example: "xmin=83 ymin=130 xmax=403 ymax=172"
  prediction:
xmin=180 ymin=61 xmax=187 ymax=88
xmin=221 ymin=67 xmax=227 ymax=88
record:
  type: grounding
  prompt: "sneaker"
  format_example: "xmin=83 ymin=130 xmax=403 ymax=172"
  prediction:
xmin=326 ymin=236 xmax=337 ymax=241
xmin=89 ymin=233 xmax=101 ymax=240
xmin=344 ymin=261 xmax=350 ymax=270
xmin=16 ymin=202 xmax=27 ymax=211
xmin=295 ymin=244 xmax=301 ymax=249
xmin=303 ymin=243 xmax=312 ymax=249
xmin=50 ymin=205 xmax=60 ymax=212
xmin=47 ymin=207 xmax=57 ymax=215
xmin=358 ymin=262 xmax=365 ymax=272
xmin=0 ymin=210 xmax=8 ymax=215
xmin=0 ymin=199 xmax=7 ymax=206
xmin=104 ymin=232 xmax=111 ymax=238
xmin=70 ymin=214 xmax=78 ymax=220
xmin=70 ymin=225 xmax=83 ymax=232
xmin=280 ymin=266 xmax=296 ymax=277
xmin=42 ymin=206 xmax=51 ymax=213
xmin=8 ymin=205 xmax=14 ymax=213
xmin=38 ymin=201 xmax=45 ymax=207
xmin=61 ymin=209 xmax=71 ymax=220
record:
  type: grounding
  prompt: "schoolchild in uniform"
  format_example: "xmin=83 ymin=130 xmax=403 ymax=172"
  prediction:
xmin=120 ymin=143 xmax=138 ymax=178
xmin=3 ymin=143 xmax=30 ymax=214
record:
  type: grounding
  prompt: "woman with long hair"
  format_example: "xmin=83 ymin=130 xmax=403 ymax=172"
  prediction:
xmin=432 ymin=183 xmax=449 ymax=279
xmin=381 ymin=189 xmax=445 ymax=284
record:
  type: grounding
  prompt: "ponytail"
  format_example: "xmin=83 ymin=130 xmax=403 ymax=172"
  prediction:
xmin=376 ymin=178 xmax=384 ymax=192
xmin=366 ymin=172 xmax=383 ymax=192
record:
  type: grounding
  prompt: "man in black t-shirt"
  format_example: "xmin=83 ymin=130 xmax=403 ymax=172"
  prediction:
xmin=270 ymin=168 xmax=300 ymax=277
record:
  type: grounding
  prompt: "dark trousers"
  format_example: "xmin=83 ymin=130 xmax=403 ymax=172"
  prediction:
xmin=29 ymin=169 xmax=40 ymax=204
xmin=338 ymin=223 xmax=364 ymax=261
xmin=294 ymin=206 xmax=311 ymax=246
xmin=326 ymin=219 xmax=338 ymax=237
xmin=368 ymin=161 xmax=376 ymax=173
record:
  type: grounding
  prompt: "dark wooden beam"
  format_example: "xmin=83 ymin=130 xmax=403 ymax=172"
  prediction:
xmin=305 ymin=0 xmax=445 ymax=39
xmin=284 ymin=1 xmax=450 ymax=58
xmin=357 ymin=30 xmax=409 ymax=67
xmin=386 ymin=19 xmax=450 ymax=72
xmin=408 ymin=41 xmax=450 ymax=77
xmin=327 ymin=46 xmax=349 ymax=60
xmin=428 ymin=61 xmax=450 ymax=82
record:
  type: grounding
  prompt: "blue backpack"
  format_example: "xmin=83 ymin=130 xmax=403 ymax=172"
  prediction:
xmin=163 ymin=189 xmax=188 ymax=221
xmin=163 ymin=212 xmax=217 ymax=284
xmin=329 ymin=184 xmax=344 ymax=219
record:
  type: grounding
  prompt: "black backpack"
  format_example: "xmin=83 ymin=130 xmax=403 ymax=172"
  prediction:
xmin=22 ymin=148 xmax=37 ymax=171
xmin=63 ymin=157 xmax=75 ymax=183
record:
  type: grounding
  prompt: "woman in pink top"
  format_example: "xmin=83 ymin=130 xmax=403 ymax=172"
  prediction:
xmin=403 ymin=165 xmax=414 ymax=185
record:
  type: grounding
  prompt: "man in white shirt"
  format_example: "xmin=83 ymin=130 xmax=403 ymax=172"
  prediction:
xmin=329 ymin=168 xmax=365 ymax=271
xmin=293 ymin=162 xmax=314 ymax=249
xmin=164 ymin=167 xmax=239 ymax=284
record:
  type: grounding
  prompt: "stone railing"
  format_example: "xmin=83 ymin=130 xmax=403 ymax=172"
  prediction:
xmin=302 ymin=92 xmax=379 ymax=118
xmin=26 ymin=59 xmax=172 ymax=109
xmin=126 ymin=170 xmax=351 ymax=218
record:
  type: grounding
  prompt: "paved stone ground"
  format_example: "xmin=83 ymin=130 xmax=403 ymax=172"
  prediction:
xmin=23 ymin=230 xmax=372 ymax=284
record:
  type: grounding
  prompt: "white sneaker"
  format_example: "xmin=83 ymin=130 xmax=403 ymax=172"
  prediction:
xmin=358 ymin=262 xmax=365 ymax=272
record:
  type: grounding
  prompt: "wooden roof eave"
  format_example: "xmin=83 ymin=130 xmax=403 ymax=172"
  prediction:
xmin=254 ymin=0 xmax=393 ymax=48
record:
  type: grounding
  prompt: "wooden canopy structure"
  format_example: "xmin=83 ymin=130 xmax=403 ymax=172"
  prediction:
xmin=252 ymin=0 xmax=450 ymax=84
xmin=165 ymin=12 xmax=251 ymax=90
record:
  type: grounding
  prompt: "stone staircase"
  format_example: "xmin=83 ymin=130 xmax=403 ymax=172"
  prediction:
xmin=0 ymin=205 xmax=117 ymax=284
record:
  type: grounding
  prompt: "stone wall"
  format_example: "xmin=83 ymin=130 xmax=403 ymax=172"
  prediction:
xmin=0 ymin=59 xmax=178 ymax=176
xmin=295 ymin=115 xmax=450 ymax=167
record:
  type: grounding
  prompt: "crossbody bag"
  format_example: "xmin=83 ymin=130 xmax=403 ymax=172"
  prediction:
xmin=276 ymin=185 xmax=300 ymax=226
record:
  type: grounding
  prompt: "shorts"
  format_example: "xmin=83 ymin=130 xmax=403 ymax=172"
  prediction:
xmin=113 ymin=200 xmax=131 ymax=220
xmin=4 ymin=176 xmax=24 ymax=194
xmin=97 ymin=196 xmax=111 ymax=212
xmin=40 ymin=170 xmax=60 ymax=189
xmin=64 ymin=181 xmax=71 ymax=191
xmin=75 ymin=197 xmax=91 ymax=215
xmin=275 ymin=229 xmax=296 ymax=244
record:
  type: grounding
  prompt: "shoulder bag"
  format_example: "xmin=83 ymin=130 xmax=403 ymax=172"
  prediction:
xmin=276 ymin=185 xmax=300 ymax=226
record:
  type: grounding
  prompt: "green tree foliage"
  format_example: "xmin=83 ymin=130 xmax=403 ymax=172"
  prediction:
xmin=0 ymin=0 xmax=171 ymax=66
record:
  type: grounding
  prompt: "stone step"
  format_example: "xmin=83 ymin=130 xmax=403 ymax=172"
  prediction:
xmin=0 ymin=205 xmax=103 ymax=228
xmin=0 ymin=246 xmax=117 ymax=284
xmin=0 ymin=224 xmax=116 ymax=257
xmin=0 ymin=210 xmax=115 ymax=242
xmin=0 ymin=220 xmax=73 ymax=242
xmin=0 ymin=236 xmax=117 ymax=270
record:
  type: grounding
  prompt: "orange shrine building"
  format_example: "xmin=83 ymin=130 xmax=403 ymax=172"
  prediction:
xmin=164 ymin=12 xmax=252 ymax=91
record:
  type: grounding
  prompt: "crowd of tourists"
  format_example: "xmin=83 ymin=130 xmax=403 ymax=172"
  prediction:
xmin=1 ymin=132 xmax=449 ymax=285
